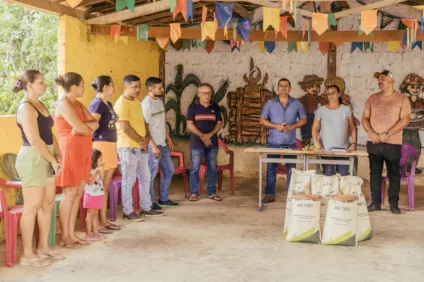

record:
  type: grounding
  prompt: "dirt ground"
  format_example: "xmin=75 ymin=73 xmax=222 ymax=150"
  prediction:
xmin=0 ymin=176 xmax=423 ymax=282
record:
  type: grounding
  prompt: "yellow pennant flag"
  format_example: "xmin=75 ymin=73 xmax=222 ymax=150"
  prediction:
xmin=169 ymin=23 xmax=181 ymax=43
xmin=224 ymin=26 xmax=228 ymax=38
xmin=201 ymin=22 xmax=216 ymax=41
xmin=300 ymin=42 xmax=308 ymax=53
xmin=258 ymin=41 xmax=266 ymax=52
xmin=263 ymin=7 xmax=280 ymax=32
xmin=156 ymin=37 xmax=169 ymax=50
xmin=296 ymin=42 xmax=302 ymax=51
xmin=387 ymin=41 xmax=400 ymax=52
xmin=360 ymin=10 xmax=378 ymax=35
xmin=119 ymin=36 xmax=128 ymax=45
xmin=312 ymin=13 xmax=328 ymax=35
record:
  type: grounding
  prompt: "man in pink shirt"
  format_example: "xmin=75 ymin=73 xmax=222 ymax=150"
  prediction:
xmin=362 ymin=70 xmax=411 ymax=214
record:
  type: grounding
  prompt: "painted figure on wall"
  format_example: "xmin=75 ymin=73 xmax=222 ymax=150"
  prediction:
xmin=400 ymin=73 xmax=424 ymax=173
xmin=298 ymin=75 xmax=325 ymax=145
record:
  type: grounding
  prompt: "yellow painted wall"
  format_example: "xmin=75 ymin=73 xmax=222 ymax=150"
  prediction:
xmin=58 ymin=15 xmax=160 ymax=105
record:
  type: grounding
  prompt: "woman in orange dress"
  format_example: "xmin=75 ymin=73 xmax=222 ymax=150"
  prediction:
xmin=54 ymin=72 xmax=99 ymax=248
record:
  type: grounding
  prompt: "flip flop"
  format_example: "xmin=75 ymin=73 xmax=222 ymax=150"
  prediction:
xmin=37 ymin=251 xmax=65 ymax=260
xmin=188 ymin=194 xmax=197 ymax=201
xmin=98 ymin=228 xmax=113 ymax=234
xmin=208 ymin=194 xmax=223 ymax=201
xmin=75 ymin=239 xmax=90 ymax=246
xmin=20 ymin=256 xmax=51 ymax=267
xmin=59 ymin=241 xmax=80 ymax=249
xmin=105 ymin=224 xmax=121 ymax=231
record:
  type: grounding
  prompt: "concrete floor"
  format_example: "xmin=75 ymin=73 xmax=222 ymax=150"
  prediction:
xmin=1 ymin=176 xmax=423 ymax=282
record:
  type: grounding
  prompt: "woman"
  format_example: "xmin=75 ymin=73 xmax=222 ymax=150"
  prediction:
xmin=312 ymin=84 xmax=357 ymax=176
xmin=54 ymin=72 xmax=99 ymax=248
xmin=14 ymin=70 xmax=64 ymax=266
xmin=88 ymin=76 xmax=120 ymax=232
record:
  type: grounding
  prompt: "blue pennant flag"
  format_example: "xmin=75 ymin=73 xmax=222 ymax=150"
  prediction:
xmin=351 ymin=42 xmax=363 ymax=53
xmin=215 ymin=2 xmax=233 ymax=28
xmin=237 ymin=18 xmax=251 ymax=42
xmin=187 ymin=0 xmax=193 ymax=22
xmin=264 ymin=41 xmax=275 ymax=54
xmin=412 ymin=41 xmax=423 ymax=50
xmin=402 ymin=29 xmax=407 ymax=47
xmin=420 ymin=17 xmax=424 ymax=34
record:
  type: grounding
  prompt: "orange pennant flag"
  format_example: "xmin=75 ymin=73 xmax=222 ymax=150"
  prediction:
xmin=110 ymin=25 xmax=121 ymax=41
xmin=169 ymin=23 xmax=181 ymax=43
xmin=402 ymin=19 xmax=418 ymax=40
xmin=360 ymin=10 xmax=378 ymax=35
xmin=173 ymin=0 xmax=188 ymax=22
xmin=156 ymin=37 xmax=169 ymax=50
xmin=206 ymin=40 xmax=215 ymax=54
xmin=279 ymin=16 xmax=288 ymax=38
xmin=319 ymin=42 xmax=330 ymax=55
xmin=202 ymin=5 xmax=207 ymax=24
xmin=312 ymin=13 xmax=328 ymax=35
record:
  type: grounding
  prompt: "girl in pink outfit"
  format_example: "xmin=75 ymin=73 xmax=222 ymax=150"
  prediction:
xmin=83 ymin=149 xmax=107 ymax=241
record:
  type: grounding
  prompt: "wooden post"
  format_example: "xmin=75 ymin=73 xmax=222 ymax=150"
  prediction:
xmin=327 ymin=27 xmax=337 ymax=77
xmin=159 ymin=49 xmax=165 ymax=103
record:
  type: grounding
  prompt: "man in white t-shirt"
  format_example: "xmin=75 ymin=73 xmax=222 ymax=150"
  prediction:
xmin=142 ymin=77 xmax=179 ymax=210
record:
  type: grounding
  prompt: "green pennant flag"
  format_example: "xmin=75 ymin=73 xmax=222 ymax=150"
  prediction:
xmin=232 ymin=22 xmax=237 ymax=41
xmin=293 ymin=2 xmax=297 ymax=27
xmin=137 ymin=24 xmax=148 ymax=41
xmin=328 ymin=13 xmax=337 ymax=27
xmin=116 ymin=0 xmax=135 ymax=13
xmin=182 ymin=39 xmax=191 ymax=51
xmin=358 ymin=17 xmax=364 ymax=36
xmin=364 ymin=42 xmax=374 ymax=51
xmin=169 ymin=0 xmax=176 ymax=12
xmin=288 ymin=42 xmax=297 ymax=53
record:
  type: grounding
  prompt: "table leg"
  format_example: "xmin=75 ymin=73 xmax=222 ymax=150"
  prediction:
xmin=303 ymin=155 xmax=307 ymax=170
xmin=350 ymin=157 xmax=354 ymax=176
xmin=258 ymin=153 xmax=263 ymax=212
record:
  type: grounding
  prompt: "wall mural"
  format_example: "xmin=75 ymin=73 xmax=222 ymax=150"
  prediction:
xmin=226 ymin=58 xmax=273 ymax=144
xmin=165 ymin=64 xmax=230 ymax=136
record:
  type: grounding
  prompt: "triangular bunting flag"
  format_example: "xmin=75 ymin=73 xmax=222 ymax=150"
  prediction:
xmin=293 ymin=2 xmax=297 ymax=26
xmin=402 ymin=19 xmax=418 ymax=42
xmin=328 ymin=13 xmax=337 ymax=26
xmin=230 ymin=40 xmax=241 ymax=52
xmin=169 ymin=0 xmax=176 ymax=12
xmin=279 ymin=16 xmax=288 ymax=38
xmin=401 ymin=29 xmax=407 ymax=49
xmin=215 ymin=2 xmax=233 ymax=28
xmin=420 ymin=18 xmax=424 ymax=34
xmin=380 ymin=14 xmax=394 ymax=29
xmin=412 ymin=40 xmax=422 ymax=50
xmin=170 ymin=23 xmax=181 ymax=43
xmin=288 ymin=41 xmax=297 ymax=53
xmin=351 ymin=42 xmax=364 ymax=52
xmin=360 ymin=10 xmax=378 ymax=35
xmin=173 ymin=0 xmax=188 ymax=21
xmin=66 ymin=0 xmax=83 ymax=8
xmin=237 ymin=19 xmax=251 ymax=42
xmin=116 ymin=0 xmax=135 ymax=13
xmin=387 ymin=41 xmax=400 ymax=52
xmin=296 ymin=42 xmax=301 ymax=51
xmin=232 ymin=22 xmax=237 ymax=41
xmin=119 ymin=36 xmax=128 ymax=45
xmin=137 ymin=24 xmax=148 ymax=41
xmin=298 ymin=42 xmax=308 ymax=53
xmin=201 ymin=22 xmax=216 ymax=41
xmin=171 ymin=40 xmax=184 ymax=51
xmin=110 ymin=25 xmax=121 ymax=41
xmin=264 ymin=41 xmax=276 ymax=54
xmin=312 ymin=13 xmax=328 ymax=35
xmin=364 ymin=42 xmax=373 ymax=51
xmin=263 ymin=7 xmax=280 ymax=31
xmin=205 ymin=40 xmax=215 ymax=53
xmin=156 ymin=38 xmax=169 ymax=50
xmin=319 ymin=42 xmax=330 ymax=55
xmin=258 ymin=41 xmax=266 ymax=52
xmin=182 ymin=39 xmax=191 ymax=51
xmin=202 ymin=5 xmax=207 ymax=24
xmin=187 ymin=0 xmax=193 ymax=22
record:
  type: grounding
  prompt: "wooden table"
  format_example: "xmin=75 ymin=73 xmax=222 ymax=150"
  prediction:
xmin=244 ymin=147 xmax=369 ymax=211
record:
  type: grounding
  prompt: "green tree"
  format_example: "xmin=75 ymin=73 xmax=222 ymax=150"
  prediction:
xmin=0 ymin=0 xmax=58 ymax=115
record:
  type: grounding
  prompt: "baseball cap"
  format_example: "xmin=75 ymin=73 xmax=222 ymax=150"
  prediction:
xmin=374 ymin=70 xmax=394 ymax=81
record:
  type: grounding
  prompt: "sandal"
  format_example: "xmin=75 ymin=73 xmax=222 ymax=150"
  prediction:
xmin=85 ymin=233 xmax=101 ymax=241
xmin=59 ymin=241 xmax=80 ymax=249
xmin=20 ymin=256 xmax=51 ymax=267
xmin=98 ymin=228 xmax=113 ymax=234
xmin=37 ymin=251 xmax=65 ymax=260
xmin=188 ymin=194 xmax=197 ymax=201
xmin=105 ymin=224 xmax=121 ymax=231
xmin=208 ymin=194 xmax=223 ymax=201
xmin=72 ymin=237 xmax=90 ymax=246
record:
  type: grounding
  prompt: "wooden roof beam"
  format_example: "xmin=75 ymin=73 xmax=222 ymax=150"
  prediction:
xmin=5 ymin=0 xmax=88 ymax=18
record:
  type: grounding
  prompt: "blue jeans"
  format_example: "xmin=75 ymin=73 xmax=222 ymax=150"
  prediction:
xmin=148 ymin=145 xmax=174 ymax=203
xmin=265 ymin=143 xmax=297 ymax=195
xmin=190 ymin=148 xmax=218 ymax=196
xmin=321 ymin=156 xmax=349 ymax=176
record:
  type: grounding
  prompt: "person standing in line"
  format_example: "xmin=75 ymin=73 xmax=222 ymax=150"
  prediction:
xmin=362 ymin=70 xmax=411 ymax=214
xmin=187 ymin=83 xmax=223 ymax=202
xmin=312 ymin=84 xmax=357 ymax=176
xmin=260 ymin=78 xmax=307 ymax=203
xmin=88 ymin=76 xmax=120 ymax=232
xmin=142 ymin=77 xmax=179 ymax=210
xmin=14 ymin=70 xmax=64 ymax=266
xmin=55 ymin=72 xmax=98 ymax=248
xmin=114 ymin=74 xmax=165 ymax=221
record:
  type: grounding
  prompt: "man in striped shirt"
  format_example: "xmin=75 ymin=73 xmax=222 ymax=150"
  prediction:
xmin=186 ymin=83 xmax=223 ymax=201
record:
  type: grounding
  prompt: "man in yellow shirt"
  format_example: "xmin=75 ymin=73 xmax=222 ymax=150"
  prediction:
xmin=114 ymin=75 xmax=165 ymax=221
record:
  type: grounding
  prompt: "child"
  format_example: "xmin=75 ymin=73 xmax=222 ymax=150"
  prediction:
xmin=83 ymin=149 xmax=107 ymax=241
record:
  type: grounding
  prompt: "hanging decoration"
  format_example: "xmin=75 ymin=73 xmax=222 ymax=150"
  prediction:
xmin=202 ymin=5 xmax=207 ymax=24
xmin=232 ymin=22 xmax=237 ymax=41
xmin=137 ymin=24 xmax=148 ymax=41
xmin=351 ymin=42 xmax=364 ymax=52
xmin=420 ymin=18 xmax=424 ymax=34
xmin=288 ymin=41 xmax=297 ymax=53
xmin=401 ymin=29 xmax=407 ymax=48
xmin=216 ymin=2 xmax=233 ymax=37
xmin=290 ymin=1 xmax=294 ymax=14
xmin=402 ymin=19 xmax=418 ymax=42
xmin=119 ymin=36 xmax=128 ymax=45
xmin=364 ymin=42 xmax=374 ymax=52
xmin=173 ymin=0 xmax=188 ymax=22
xmin=293 ymin=2 xmax=297 ymax=26
xmin=193 ymin=40 xmax=207 ymax=48
xmin=171 ymin=40 xmax=183 ymax=51
xmin=279 ymin=16 xmax=288 ymax=38
xmin=156 ymin=37 xmax=169 ymax=50
xmin=264 ymin=41 xmax=276 ymax=53
xmin=110 ymin=25 xmax=121 ymax=42
xmin=170 ymin=23 xmax=181 ymax=43
xmin=66 ymin=0 xmax=83 ymax=8
xmin=297 ymin=14 xmax=302 ymax=34
xmin=412 ymin=41 xmax=423 ymax=50
xmin=169 ymin=0 xmax=176 ymax=12
xmin=328 ymin=13 xmax=337 ymax=27
xmin=282 ymin=0 xmax=288 ymax=12
xmin=296 ymin=42 xmax=308 ymax=53
xmin=230 ymin=40 xmax=241 ymax=52
xmin=387 ymin=41 xmax=400 ymax=52
xmin=360 ymin=10 xmax=378 ymax=35
xmin=182 ymin=39 xmax=191 ymax=51
xmin=205 ymin=40 xmax=215 ymax=53
xmin=237 ymin=19 xmax=251 ymax=42
xmin=201 ymin=22 xmax=216 ymax=41
xmin=319 ymin=42 xmax=330 ymax=55
xmin=116 ymin=0 xmax=135 ymax=13
xmin=312 ymin=13 xmax=328 ymax=35
xmin=258 ymin=41 xmax=266 ymax=52
xmin=263 ymin=7 xmax=280 ymax=33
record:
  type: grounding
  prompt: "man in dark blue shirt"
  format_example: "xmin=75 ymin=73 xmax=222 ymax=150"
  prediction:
xmin=187 ymin=83 xmax=223 ymax=201
xmin=260 ymin=78 xmax=307 ymax=203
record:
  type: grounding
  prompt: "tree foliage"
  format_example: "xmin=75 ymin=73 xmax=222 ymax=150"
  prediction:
xmin=0 ymin=1 xmax=58 ymax=115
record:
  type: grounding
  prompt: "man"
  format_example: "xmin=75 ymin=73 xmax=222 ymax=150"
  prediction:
xmin=142 ymin=77 xmax=179 ymax=210
xmin=260 ymin=78 xmax=307 ymax=203
xmin=186 ymin=83 xmax=223 ymax=202
xmin=362 ymin=70 xmax=411 ymax=215
xmin=114 ymin=75 xmax=164 ymax=221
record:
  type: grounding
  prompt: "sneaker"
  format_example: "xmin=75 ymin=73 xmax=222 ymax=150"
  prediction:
xmin=151 ymin=202 xmax=162 ymax=211
xmin=262 ymin=194 xmax=275 ymax=203
xmin=158 ymin=199 xmax=179 ymax=207
xmin=123 ymin=212 xmax=144 ymax=222
xmin=140 ymin=209 xmax=165 ymax=217
xmin=390 ymin=204 xmax=401 ymax=214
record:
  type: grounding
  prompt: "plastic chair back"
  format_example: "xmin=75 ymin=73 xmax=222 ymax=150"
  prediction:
xmin=1 ymin=154 xmax=20 ymax=181
xmin=400 ymin=143 xmax=418 ymax=169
